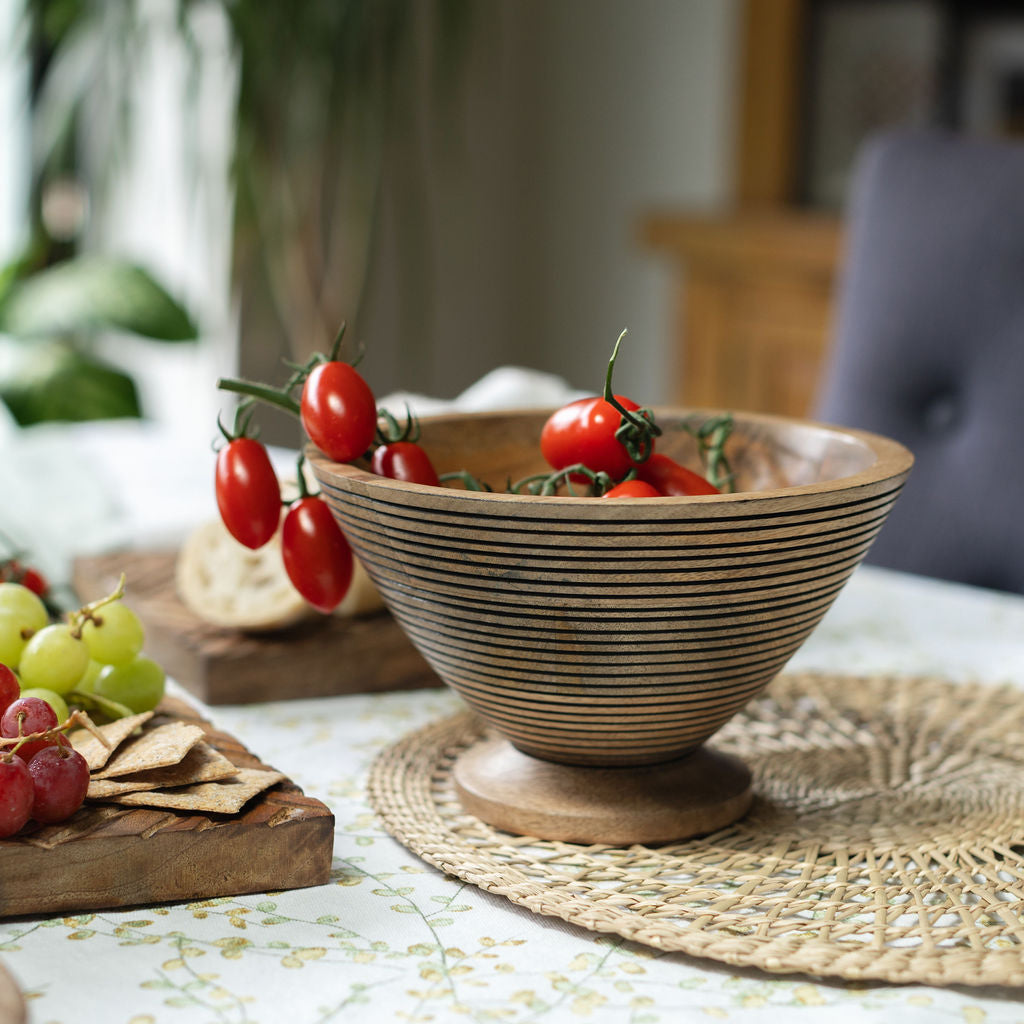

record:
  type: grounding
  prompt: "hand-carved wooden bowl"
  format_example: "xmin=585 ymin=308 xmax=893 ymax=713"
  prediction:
xmin=308 ymin=409 xmax=913 ymax=844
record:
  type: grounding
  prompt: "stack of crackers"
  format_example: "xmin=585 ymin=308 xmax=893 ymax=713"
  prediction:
xmin=68 ymin=712 xmax=285 ymax=815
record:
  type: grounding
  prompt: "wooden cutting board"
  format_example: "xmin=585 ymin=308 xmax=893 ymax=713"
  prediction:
xmin=0 ymin=698 xmax=333 ymax=918
xmin=72 ymin=551 xmax=440 ymax=705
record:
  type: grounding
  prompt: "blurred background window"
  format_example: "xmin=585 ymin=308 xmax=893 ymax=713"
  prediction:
xmin=3 ymin=0 xmax=1024 ymax=449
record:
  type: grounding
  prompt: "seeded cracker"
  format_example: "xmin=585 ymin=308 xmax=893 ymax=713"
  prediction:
xmin=86 ymin=741 xmax=239 ymax=798
xmin=96 ymin=768 xmax=286 ymax=814
xmin=68 ymin=711 xmax=155 ymax=771
xmin=91 ymin=721 xmax=205 ymax=779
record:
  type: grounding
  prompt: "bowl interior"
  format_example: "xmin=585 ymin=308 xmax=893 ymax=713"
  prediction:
xmin=416 ymin=408 xmax=890 ymax=496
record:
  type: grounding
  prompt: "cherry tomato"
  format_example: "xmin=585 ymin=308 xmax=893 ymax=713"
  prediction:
xmin=281 ymin=497 xmax=353 ymax=614
xmin=215 ymin=438 xmax=281 ymax=550
xmin=540 ymin=395 xmax=647 ymax=480
xmin=370 ymin=442 xmax=440 ymax=486
xmin=19 ymin=566 xmax=48 ymax=596
xmin=1 ymin=561 xmax=49 ymax=596
xmin=637 ymin=453 xmax=719 ymax=496
xmin=602 ymin=480 xmax=662 ymax=498
xmin=301 ymin=362 xmax=377 ymax=463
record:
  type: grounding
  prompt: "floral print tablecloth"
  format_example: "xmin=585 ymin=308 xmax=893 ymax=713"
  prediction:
xmin=3 ymin=565 xmax=1024 ymax=1024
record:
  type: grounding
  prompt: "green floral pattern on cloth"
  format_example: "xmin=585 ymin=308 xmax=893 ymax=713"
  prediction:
xmin=3 ymin=568 xmax=1024 ymax=1022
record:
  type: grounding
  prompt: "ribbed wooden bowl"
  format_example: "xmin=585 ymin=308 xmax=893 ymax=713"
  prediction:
xmin=308 ymin=409 xmax=912 ymax=768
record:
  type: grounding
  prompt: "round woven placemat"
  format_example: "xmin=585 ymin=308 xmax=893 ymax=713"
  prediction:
xmin=368 ymin=671 xmax=1024 ymax=988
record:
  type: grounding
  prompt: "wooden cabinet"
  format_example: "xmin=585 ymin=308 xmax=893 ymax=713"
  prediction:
xmin=640 ymin=211 xmax=842 ymax=418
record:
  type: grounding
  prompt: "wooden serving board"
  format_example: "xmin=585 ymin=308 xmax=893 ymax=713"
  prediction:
xmin=0 ymin=698 xmax=334 ymax=918
xmin=72 ymin=551 xmax=440 ymax=705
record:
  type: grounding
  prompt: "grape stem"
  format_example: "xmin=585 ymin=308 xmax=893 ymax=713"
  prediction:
xmin=67 ymin=574 xmax=127 ymax=639
xmin=0 ymin=709 xmax=108 ymax=756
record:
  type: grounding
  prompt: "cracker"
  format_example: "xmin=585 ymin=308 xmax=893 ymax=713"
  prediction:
xmin=92 ymin=721 xmax=205 ymax=779
xmin=68 ymin=711 xmax=155 ymax=771
xmin=86 ymin=741 xmax=238 ymax=798
xmin=95 ymin=768 xmax=285 ymax=814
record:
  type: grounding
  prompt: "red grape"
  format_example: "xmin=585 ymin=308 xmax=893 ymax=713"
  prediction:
xmin=1 ymin=697 xmax=60 ymax=762
xmin=0 ymin=754 xmax=33 ymax=838
xmin=27 ymin=745 xmax=89 ymax=824
xmin=0 ymin=664 xmax=18 ymax=717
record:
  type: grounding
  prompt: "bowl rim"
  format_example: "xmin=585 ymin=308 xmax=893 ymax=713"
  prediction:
xmin=306 ymin=406 xmax=914 ymax=504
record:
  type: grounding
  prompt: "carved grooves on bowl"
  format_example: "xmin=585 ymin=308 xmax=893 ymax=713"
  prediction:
xmin=313 ymin=474 xmax=906 ymax=768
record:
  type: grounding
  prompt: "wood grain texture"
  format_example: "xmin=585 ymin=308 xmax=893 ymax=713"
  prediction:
xmin=72 ymin=552 xmax=439 ymax=705
xmin=638 ymin=210 xmax=842 ymax=417
xmin=734 ymin=0 xmax=806 ymax=206
xmin=0 ymin=698 xmax=334 ymax=918
xmin=308 ymin=409 xmax=913 ymax=769
xmin=453 ymin=738 xmax=752 ymax=845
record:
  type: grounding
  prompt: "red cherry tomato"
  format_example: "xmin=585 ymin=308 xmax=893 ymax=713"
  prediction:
xmin=19 ymin=566 xmax=48 ymax=596
xmin=540 ymin=395 xmax=647 ymax=480
xmin=281 ymin=497 xmax=353 ymax=614
xmin=370 ymin=442 xmax=440 ymax=486
xmin=301 ymin=362 xmax=377 ymax=463
xmin=1 ymin=561 xmax=48 ymax=596
xmin=637 ymin=453 xmax=719 ymax=496
xmin=602 ymin=480 xmax=662 ymax=499
xmin=215 ymin=438 xmax=281 ymax=550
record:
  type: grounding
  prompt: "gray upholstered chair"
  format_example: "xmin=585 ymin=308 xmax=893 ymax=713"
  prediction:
xmin=815 ymin=128 xmax=1024 ymax=594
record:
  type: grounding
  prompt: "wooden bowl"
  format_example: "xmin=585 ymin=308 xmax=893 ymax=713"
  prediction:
xmin=309 ymin=409 xmax=912 ymax=843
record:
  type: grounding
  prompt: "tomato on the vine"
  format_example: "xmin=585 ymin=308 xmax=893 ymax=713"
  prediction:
xmin=540 ymin=395 xmax=648 ymax=481
xmin=602 ymin=479 xmax=662 ymax=499
xmin=370 ymin=441 xmax=440 ymax=486
xmin=637 ymin=453 xmax=719 ymax=496
xmin=300 ymin=362 xmax=377 ymax=463
xmin=281 ymin=497 xmax=353 ymax=614
xmin=215 ymin=437 xmax=281 ymax=550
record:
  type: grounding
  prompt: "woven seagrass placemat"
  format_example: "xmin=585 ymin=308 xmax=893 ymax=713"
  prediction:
xmin=367 ymin=671 xmax=1024 ymax=988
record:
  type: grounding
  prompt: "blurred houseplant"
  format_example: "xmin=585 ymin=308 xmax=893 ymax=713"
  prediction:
xmin=0 ymin=251 xmax=198 ymax=425
xmin=8 ymin=0 xmax=469 ymax=434
xmin=0 ymin=0 xmax=199 ymax=426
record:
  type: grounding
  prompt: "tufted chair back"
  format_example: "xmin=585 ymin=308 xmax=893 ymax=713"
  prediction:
xmin=815 ymin=128 xmax=1024 ymax=594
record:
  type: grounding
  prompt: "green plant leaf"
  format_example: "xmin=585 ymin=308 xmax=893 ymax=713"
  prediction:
xmin=0 ymin=342 xmax=142 ymax=425
xmin=0 ymin=256 xmax=197 ymax=341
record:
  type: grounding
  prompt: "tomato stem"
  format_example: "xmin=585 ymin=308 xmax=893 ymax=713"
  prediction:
xmin=293 ymin=452 xmax=317 ymax=501
xmin=680 ymin=412 xmax=736 ymax=492
xmin=217 ymin=377 xmax=302 ymax=417
xmin=327 ymin=322 xmax=347 ymax=362
xmin=376 ymin=404 xmax=421 ymax=445
xmin=601 ymin=328 xmax=661 ymax=465
xmin=438 ymin=469 xmax=493 ymax=492
xmin=509 ymin=463 xmax=613 ymax=496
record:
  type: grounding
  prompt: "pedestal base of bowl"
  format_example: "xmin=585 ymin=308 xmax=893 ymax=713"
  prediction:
xmin=452 ymin=737 xmax=753 ymax=845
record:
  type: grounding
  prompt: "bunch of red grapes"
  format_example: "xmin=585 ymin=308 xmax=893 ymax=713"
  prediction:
xmin=0 ymin=664 xmax=89 ymax=838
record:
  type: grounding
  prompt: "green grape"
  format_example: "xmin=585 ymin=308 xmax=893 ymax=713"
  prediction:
xmin=79 ymin=600 xmax=145 ymax=666
xmin=0 ymin=583 xmax=48 ymax=629
xmin=0 ymin=584 xmax=49 ymax=666
xmin=0 ymin=611 xmax=30 ymax=667
xmin=74 ymin=659 xmax=104 ymax=695
xmin=17 ymin=687 xmax=69 ymax=724
xmin=18 ymin=624 xmax=90 ymax=696
xmin=95 ymin=656 xmax=165 ymax=714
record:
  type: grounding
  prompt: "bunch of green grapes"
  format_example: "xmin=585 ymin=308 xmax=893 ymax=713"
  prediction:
xmin=0 ymin=578 xmax=166 ymax=724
